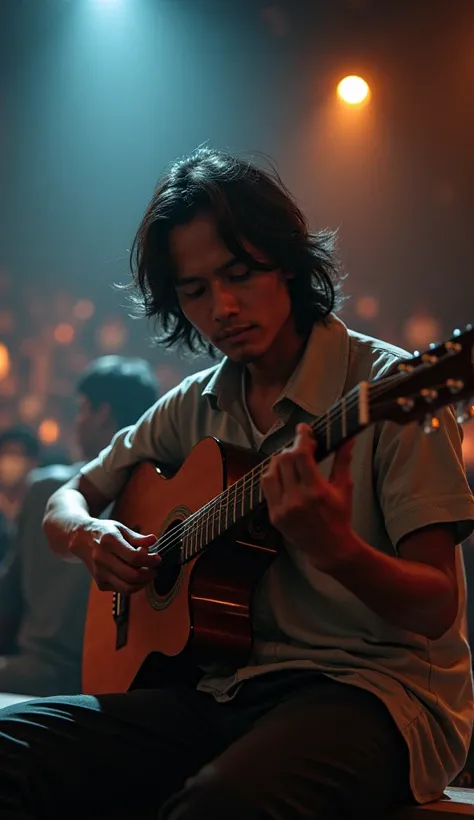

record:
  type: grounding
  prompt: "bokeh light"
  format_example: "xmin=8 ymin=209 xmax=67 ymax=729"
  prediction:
xmin=403 ymin=313 xmax=442 ymax=351
xmin=97 ymin=320 xmax=128 ymax=352
xmin=38 ymin=419 xmax=60 ymax=444
xmin=355 ymin=296 xmax=379 ymax=320
xmin=73 ymin=300 xmax=95 ymax=321
xmin=19 ymin=395 xmax=43 ymax=422
xmin=54 ymin=323 xmax=75 ymax=345
xmin=0 ymin=344 xmax=11 ymax=381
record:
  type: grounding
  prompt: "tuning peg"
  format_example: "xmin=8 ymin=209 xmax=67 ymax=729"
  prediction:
xmin=456 ymin=401 xmax=474 ymax=425
xmin=452 ymin=325 xmax=472 ymax=336
xmin=422 ymin=414 xmax=440 ymax=434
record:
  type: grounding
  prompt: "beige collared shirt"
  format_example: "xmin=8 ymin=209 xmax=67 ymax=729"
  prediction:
xmin=82 ymin=315 xmax=474 ymax=803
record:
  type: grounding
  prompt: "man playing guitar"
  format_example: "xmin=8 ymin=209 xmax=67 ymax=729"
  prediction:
xmin=1 ymin=148 xmax=473 ymax=819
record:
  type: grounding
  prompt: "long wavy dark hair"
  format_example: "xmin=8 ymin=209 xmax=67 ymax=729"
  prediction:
xmin=126 ymin=147 xmax=345 ymax=356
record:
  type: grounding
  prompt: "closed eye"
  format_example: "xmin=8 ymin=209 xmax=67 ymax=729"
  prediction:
xmin=228 ymin=269 xmax=252 ymax=282
xmin=178 ymin=269 xmax=253 ymax=299
xmin=180 ymin=286 xmax=205 ymax=299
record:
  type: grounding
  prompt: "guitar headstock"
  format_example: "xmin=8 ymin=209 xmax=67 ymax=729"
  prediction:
xmin=368 ymin=325 xmax=474 ymax=431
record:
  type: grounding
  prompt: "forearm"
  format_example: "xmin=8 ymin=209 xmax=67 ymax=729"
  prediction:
xmin=324 ymin=531 xmax=458 ymax=640
xmin=43 ymin=487 xmax=96 ymax=561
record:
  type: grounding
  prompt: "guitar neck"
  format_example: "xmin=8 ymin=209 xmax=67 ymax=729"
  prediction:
xmin=176 ymin=383 xmax=368 ymax=563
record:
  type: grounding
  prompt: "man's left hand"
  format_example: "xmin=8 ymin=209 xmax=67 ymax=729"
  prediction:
xmin=261 ymin=422 xmax=355 ymax=572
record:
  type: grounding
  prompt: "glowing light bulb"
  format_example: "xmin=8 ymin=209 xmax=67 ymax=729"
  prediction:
xmin=337 ymin=76 xmax=370 ymax=105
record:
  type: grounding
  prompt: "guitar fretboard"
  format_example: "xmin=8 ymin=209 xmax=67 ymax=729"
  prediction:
xmin=171 ymin=383 xmax=368 ymax=563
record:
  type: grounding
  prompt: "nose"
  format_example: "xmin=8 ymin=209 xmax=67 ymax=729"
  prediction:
xmin=211 ymin=280 xmax=239 ymax=324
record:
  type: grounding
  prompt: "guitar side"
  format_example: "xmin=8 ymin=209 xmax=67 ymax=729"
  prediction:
xmin=82 ymin=437 xmax=279 ymax=695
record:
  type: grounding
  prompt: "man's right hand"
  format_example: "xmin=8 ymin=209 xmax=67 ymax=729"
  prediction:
xmin=70 ymin=519 xmax=160 ymax=595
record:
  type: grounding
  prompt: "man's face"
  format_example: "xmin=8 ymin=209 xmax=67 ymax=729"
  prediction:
xmin=170 ymin=213 xmax=294 ymax=364
xmin=0 ymin=442 xmax=36 ymax=490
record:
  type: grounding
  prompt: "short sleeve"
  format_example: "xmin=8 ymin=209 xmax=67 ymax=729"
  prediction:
xmin=80 ymin=385 xmax=187 ymax=501
xmin=374 ymin=406 xmax=474 ymax=548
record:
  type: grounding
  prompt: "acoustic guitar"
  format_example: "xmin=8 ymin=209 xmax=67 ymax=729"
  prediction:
xmin=82 ymin=327 xmax=474 ymax=694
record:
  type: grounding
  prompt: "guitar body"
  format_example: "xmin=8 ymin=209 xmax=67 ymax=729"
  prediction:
xmin=82 ymin=437 xmax=280 ymax=695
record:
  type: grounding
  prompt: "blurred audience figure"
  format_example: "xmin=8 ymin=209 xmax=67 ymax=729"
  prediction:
xmin=38 ymin=446 xmax=72 ymax=469
xmin=0 ymin=511 xmax=11 ymax=566
xmin=0 ymin=356 xmax=160 ymax=697
xmin=0 ymin=426 xmax=41 ymax=528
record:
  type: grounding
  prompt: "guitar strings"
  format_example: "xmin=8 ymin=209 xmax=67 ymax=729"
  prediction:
xmin=151 ymin=370 xmax=412 ymax=561
xmin=153 ymin=387 xmax=362 ymax=559
xmin=187 ymin=374 xmax=451 ymax=556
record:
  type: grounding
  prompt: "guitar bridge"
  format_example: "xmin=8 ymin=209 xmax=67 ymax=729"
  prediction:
xmin=112 ymin=592 xmax=130 ymax=650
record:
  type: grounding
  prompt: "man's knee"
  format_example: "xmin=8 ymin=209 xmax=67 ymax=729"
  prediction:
xmin=159 ymin=763 xmax=264 ymax=820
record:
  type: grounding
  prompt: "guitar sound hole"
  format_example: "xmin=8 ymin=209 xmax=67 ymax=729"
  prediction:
xmin=153 ymin=560 xmax=182 ymax=597
xmin=152 ymin=520 xmax=183 ymax=598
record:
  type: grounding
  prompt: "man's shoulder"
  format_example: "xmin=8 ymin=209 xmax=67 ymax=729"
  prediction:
xmin=155 ymin=362 xmax=222 ymax=410
xmin=347 ymin=328 xmax=412 ymax=381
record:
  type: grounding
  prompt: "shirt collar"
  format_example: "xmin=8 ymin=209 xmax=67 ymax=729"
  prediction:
xmin=202 ymin=355 xmax=242 ymax=413
xmin=202 ymin=314 xmax=350 ymax=418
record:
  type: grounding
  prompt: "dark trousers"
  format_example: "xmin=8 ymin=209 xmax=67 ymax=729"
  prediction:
xmin=0 ymin=670 xmax=411 ymax=819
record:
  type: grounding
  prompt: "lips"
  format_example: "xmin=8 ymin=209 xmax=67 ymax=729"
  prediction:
xmin=216 ymin=326 xmax=255 ymax=343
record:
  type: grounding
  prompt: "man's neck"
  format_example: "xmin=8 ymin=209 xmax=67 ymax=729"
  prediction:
xmin=246 ymin=326 xmax=308 ymax=393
